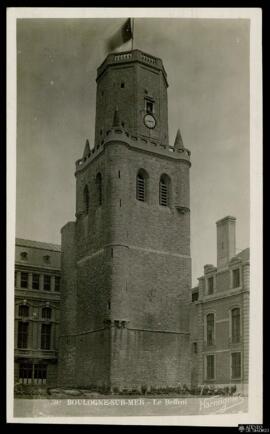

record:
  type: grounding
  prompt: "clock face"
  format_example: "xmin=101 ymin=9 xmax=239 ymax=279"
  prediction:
xmin=144 ymin=113 xmax=156 ymax=129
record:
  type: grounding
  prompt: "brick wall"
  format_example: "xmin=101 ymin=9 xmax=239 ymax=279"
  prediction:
xmin=59 ymin=135 xmax=191 ymax=389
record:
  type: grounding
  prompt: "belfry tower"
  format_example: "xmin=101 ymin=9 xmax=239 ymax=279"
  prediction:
xmin=58 ymin=49 xmax=192 ymax=391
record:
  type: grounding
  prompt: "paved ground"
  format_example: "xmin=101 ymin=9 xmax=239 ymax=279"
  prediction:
xmin=13 ymin=395 xmax=248 ymax=418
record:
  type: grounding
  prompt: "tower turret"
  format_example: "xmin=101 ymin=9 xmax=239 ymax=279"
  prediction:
xmin=94 ymin=49 xmax=169 ymax=147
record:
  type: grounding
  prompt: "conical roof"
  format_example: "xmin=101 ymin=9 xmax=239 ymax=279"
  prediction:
xmin=82 ymin=139 xmax=90 ymax=159
xmin=174 ymin=128 xmax=184 ymax=150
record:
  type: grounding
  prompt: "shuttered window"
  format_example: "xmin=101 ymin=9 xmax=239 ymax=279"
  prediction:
xmin=136 ymin=173 xmax=145 ymax=201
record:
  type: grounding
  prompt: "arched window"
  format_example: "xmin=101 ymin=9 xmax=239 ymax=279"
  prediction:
xmin=136 ymin=169 xmax=148 ymax=202
xmin=206 ymin=313 xmax=215 ymax=346
xmin=19 ymin=304 xmax=29 ymax=318
xmin=231 ymin=308 xmax=241 ymax=343
xmin=42 ymin=307 xmax=52 ymax=320
xmin=83 ymin=185 xmax=89 ymax=214
xmin=159 ymin=174 xmax=170 ymax=206
xmin=96 ymin=173 xmax=102 ymax=206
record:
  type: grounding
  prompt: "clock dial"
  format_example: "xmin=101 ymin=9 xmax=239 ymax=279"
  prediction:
xmin=144 ymin=113 xmax=156 ymax=129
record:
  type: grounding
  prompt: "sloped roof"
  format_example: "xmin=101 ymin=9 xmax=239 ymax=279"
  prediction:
xmin=16 ymin=238 xmax=61 ymax=252
xmin=235 ymin=247 xmax=250 ymax=262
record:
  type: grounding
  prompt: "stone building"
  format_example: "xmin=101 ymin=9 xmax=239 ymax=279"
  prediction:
xmin=190 ymin=217 xmax=249 ymax=394
xmin=58 ymin=49 xmax=192 ymax=391
xmin=14 ymin=238 xmax=61 ymax=386
xmin=14 ymin=48 xmax=249 ymax=394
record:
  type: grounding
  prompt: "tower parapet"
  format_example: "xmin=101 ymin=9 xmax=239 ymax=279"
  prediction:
xmin=96 ymin=49 xmax=168 ymax=86
xmin=76 ymin=128 xmax=191 ymax=174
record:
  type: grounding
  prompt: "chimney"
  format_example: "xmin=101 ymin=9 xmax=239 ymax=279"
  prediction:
xmin=216 ymin=216 xmax=236 ymax=268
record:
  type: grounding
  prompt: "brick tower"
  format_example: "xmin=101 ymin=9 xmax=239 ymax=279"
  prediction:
xmin=58 ymin=49 xmax=192 ymax=391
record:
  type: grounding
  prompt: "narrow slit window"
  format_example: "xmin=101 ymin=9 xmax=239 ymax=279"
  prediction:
xmin=83 ymin=185 xmax=89 ymax=214
xmin=96 ymin=173 xmax=102 ymax=206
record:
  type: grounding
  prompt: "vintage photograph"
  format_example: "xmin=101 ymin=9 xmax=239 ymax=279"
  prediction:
xmin=7 ymin=8 xmax=262 ymax=425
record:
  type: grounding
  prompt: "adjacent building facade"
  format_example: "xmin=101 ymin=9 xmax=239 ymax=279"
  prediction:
xmin=14 ymin=238 xmax=61 ymax=387
xmin=190 ymin=217 xmax=249 ymax=394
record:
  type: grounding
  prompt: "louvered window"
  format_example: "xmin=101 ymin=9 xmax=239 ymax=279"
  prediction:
xmin=136 ymin=173 xmax=146 ymax=202
xmin=159 ymin=175 xmax=170 ymax=206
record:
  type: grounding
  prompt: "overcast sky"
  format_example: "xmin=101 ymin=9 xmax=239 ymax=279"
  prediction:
xmin=16 ymin=17 xmax=250 ymax=285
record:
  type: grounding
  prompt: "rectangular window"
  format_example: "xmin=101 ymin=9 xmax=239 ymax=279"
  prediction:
xmin=206 ymin=313 xmax=215 ymax=346
xmin=19 ymin=363 xmax=33 ymax=384
xmin=20 ymin=272 xmax=28 ymax=288
xmin=231 ymin=352 xmax=241 ymax=379
xmin=231 ymin=308 xmax=241 ymax=343
xmin=145 ymin=99 xmax=155 ymax=113
xmin=192 ymin=342 xmax=198 ymax=353
xmin=206 ymin=354 xmax=215 ymax=380
xmin=32 ymin=274 xmax=40 ymax=290
xmin=43 ymin=275 xmax=51 ymax=291
xmin=232 ymin=268 xmax=240 ymax=288
xmin=54 ymin=276 xmax=60 ymax=292
xmin=207 ymin=276 xmax=214 ymax=294
xmin=41 ymin=324 xmax=51 ymax=350
xmin=34 ymin=364 xmax=47 ymax=385
xmin=17 ymin=321 xmax=28 ymax=348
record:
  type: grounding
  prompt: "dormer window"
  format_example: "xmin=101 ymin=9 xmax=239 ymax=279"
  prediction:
xmin=192 ymin=291 xmax=199 ymax=302
xmin=207 ymin=276 xmax=214 ymax=295
xmin=43 ymin=255 xmax=50 ymax=264
xmin=20 ymin=252 xmax=28 ymax=261
xmin=232 ymin=268 xmax=240 ymax=288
